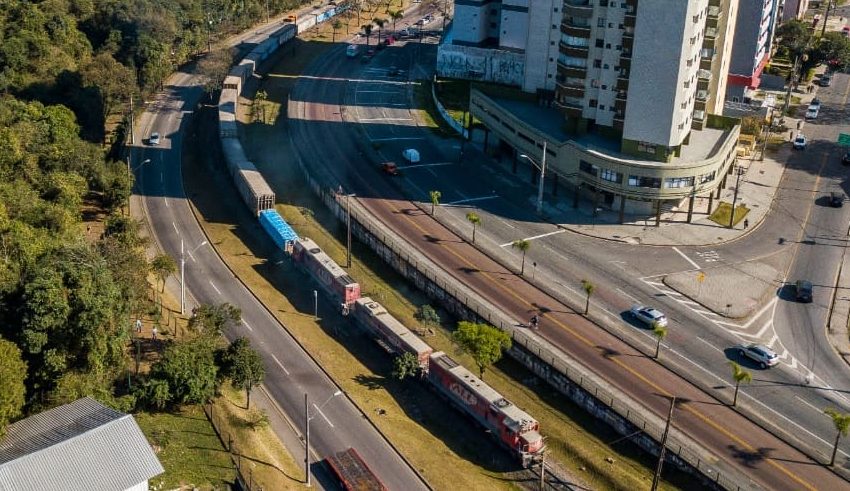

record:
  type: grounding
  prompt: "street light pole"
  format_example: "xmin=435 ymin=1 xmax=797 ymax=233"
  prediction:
xmin=519 ymin=140 xmax=548 ymax=214
xmin=346 ymin=194 xmax=354 ymax=268
xmin=313 ymin=290 xmax=318 ymax=319
xmin=304 ymin=390 xmax=343 ymax=486
xmin=181 ymin=239 xmax=208 ymax=315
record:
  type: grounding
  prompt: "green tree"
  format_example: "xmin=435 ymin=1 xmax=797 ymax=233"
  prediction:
xmin=811 ymin=32 xmax=850 ymax=70
xmin=429 ymin=190 xmax=441 ymax=215
xmin=139 ymin=378 xmax=171 ymax=410
xmin=151 ymin=254 xmax=176 ymax=293
xmin=391 ymin=352 xmax=420 ymax=380
xmin=415 ymin=304 xmax=440 ymax=327
xmin=198 ymin=48 xmax=234 ymax=95
xmin=189 ymin=303 xmax=242 ymax=336
xmin=0 ymin=338 xmax=26 ymax=438
xmin=255 ymin=89 xmax=268 ymax=123
xmin=362 ymin=24 xmax=373 ymax=45
xmin=652 ymin=325 xmax=667 ymax=359
xmin=452 ymin=321 xmax=511 ymax=380
xmin=466 ymin=212 xmax=481 ymax=243
xmin=581 ymin=279 xmax=594 ymax=315
xmin=332 ymin=20 xmax=343 ymax=43
xmin=825 ymin=408 xmax=850 ymax=466
xmin=388 ymin=10 xmax=404 ymax=31
xmin=511 ymin=239 xmax=530 ymax=275
xmin=774 ymin=19 xmax=813 ymax=59
xmin=224 ymin=337 xmax=265 ymax=409
xmin=81 ymin=52 xmax=137 ymax=137
xmin=150 ymin=336 xmax=219 ymax=405
xmin=728 ymin=361 xmax=752 ymax=407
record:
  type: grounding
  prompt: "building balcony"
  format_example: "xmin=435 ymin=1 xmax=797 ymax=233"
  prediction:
xmin=696 ymin=89 xmax=708 ymax=101
xmin=564 ymin=0 xmax=591 ymax=5
xmin=556 ymin=84 xmax=585 ymax=98
xmin=560 ymin=44 xmax=590 ymax=57
xmin=704 ymin=27 xmax=717 ymax=40
xmin=615 ymin=90 xmax=627 ymax=100
xmin=693 ymin=110 xmax=706 ymax=121
xmin=700 ymin=55 xmax=714 ymax=71
xmin=697 ymin=69 xmax=712 ymax=82
xmin=622 ymin=26 xmax=635 ymax=38
xmin=562 ymin=22 xmax=592 ymax=37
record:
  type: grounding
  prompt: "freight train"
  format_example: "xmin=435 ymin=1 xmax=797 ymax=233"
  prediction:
xmin=288 ymin=236 xmax=544 ymax=467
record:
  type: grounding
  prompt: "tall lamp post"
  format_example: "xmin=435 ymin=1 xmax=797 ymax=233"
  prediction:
xmin=181 ymin=239 xmax=208 ymax=314
xmin=782 ymin=53 xmax=809 ymax=117
xmin=305 ymin=389 xmax=343 ymax=486
xmin=519 ymin=141 xmax=548 ymax=215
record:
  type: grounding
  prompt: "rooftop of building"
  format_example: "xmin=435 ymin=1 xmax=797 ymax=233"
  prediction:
xmin=488 ymin=95 xmax=736 ymax=165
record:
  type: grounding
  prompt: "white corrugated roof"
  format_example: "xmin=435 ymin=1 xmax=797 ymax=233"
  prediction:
xmin=0 ymin=397 xmax=164 ymax=491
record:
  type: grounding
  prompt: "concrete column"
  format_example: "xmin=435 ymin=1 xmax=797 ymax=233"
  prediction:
xmin=708 ymin=192 xmax=714 ymax=212
xmin=720 ymin=174 xmax=728 ymax=189
xmin=619 ymin=195 xmax=626 ymax=224
xmin=686 ymin=194 xmax=695 ymax=223
xmin=715 ymin=185 xmax=722 ymax=199
xmin=655 ymin=200 xmax=661 ymax=227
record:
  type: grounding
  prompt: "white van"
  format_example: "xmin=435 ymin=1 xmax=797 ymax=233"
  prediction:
xmin=346 ymin=45 xmax=360 ymax=58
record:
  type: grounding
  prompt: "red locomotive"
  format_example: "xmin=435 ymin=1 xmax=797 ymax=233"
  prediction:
xmin=427 ymin=351 xmax=544 ymax=467
xmin=353 ymin=297 xmax=433 ymax=370
xmin=292 ymin=238 xmax=360 ymax=307
xmin=324 ymin=448 xmax=387 ymax=491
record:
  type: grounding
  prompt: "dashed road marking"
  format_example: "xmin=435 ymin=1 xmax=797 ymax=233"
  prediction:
xmin=271 ymin=354 xmax=290 ymax=375
xmin=672 ymin=246 xmax=701 ymax=269
xmin=446 ymin=194 xmax=499 ymax=205
xmin=242 ymin=320 xmax=253 ymax=332
xmin=313 ymin=403 xmax=334 ymax=428
xmin=209 ymin=280 xmax=221 ymax=295
xmin=172 ymin=222 xmax=179 ymax=235
xmin=500 ymin=229 xmax=567 ymax=247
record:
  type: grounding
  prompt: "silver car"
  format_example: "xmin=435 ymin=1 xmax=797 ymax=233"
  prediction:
xmin=149 ymin=132 xmax=161 ymax=145
xmin=738 ymin=343 xmax=779 ymax=369
xmin=629 ymin=305 xmax=668 ymax=328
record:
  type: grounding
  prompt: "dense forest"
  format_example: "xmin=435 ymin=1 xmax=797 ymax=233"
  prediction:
xmin=0 ymin=0 xmax=301 ymax=434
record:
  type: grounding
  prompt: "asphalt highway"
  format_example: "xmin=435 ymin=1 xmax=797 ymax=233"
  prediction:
xmin=129 ymin=22 xmax=428 ymax=491
xmin=287 ymin=26 xmax=850 ymax=490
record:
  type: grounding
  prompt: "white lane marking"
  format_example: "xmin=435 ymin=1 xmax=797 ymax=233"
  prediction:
xmin=188 ymin=251 xmax=197 ymax=263
xmin=164 ymin=197 xmax=170 ymax=208
xmin=370 ymin=136 xmax=425 ymax=142
xmin=692 ymin=309 xmax=719 ymax=316
xmin=496 ymin=217 xmax=516 ymax=229
xmin=696 ymin=336 xmax=723 ymax=353
xmin=359 ymin=117 xmax=412 ymax=122
xmin=656 ymin=289 xmax=682 ymax=296
xmin=500 ymin=229 xmax=567 ymax=247
xmin=671 ymin=247 xmax=701 ymax=269
xmin=271 ymin=354 xmax=290 ymax=375
xmin=740 ymin=298 xmax=778 ymax=328
xmin=616 ymin=288 xmax=640 ymax=303
xmin=446 ymin=195 xmax=499 ymax=205
xmin=209 ymin=280 xmax=222 ymax=295
xmin=795 ymin=395 xmax=823 ymax=413
xmin=401 ymin=162 xmax=454 ymax=170
xmin=313 ymin=403 xmax=334 ymax=428
xmin=242 ymin=320 xmax=253 ymax=332
xmin=172 ymin=222 xmax=179 ymax=235
xmin=679 ymin=300 xmax=700 ymax=306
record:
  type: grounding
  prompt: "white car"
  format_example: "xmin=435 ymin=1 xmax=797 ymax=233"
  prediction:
xmin=629 ymin=305 xmax=668 ymax=328
xmin=738 ymin=343 xmax=779 ymax=369
xmin=149 ymin=132 xmax=161 ymax=145
xmin=805 ymin=106 xmax=819 ymax=119
xmin=793 ymin=134 xmax=807 ymax=150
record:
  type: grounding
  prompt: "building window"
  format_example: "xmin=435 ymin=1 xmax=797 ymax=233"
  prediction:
xmin=566 ymin=16 xmax=591 ymax=28
xmin=593 ymin=59 xmax=602 ymax=68
xmin=596 ymin=38 xmax=604 ymax=48
xmin=600 ymin=169 xmax=621 ymax=183
xmin=564 ymin=76 xmax=584 ymax=86
xmin=562 ymin=34 xmax=589 ymax=47
xmin=598 ymin=17 xmax=606 ymax=27
xmin=700 ymin=171 xmax=716 ymax=183
xmin=665 ymin=176 xmax=694 ymax=188
xmin=579 ymin=161 xmax=598 ymax=176
xmin=628 ymin=176 xmax=661 ymax=188
xmin=599 ymin=0 xmax=609 ymax=6
xmin=589 ymin=99 xmax=598 ymax=107
xmin=599 ymin=105 xmax=606 ymax=110
xmin=637 ymin=142 xmax=656 ymax=153
xmin=591 ymin=79 xmax=600 ymax=88
xmin=603 ymin=64 xmax=609 ymax=69
xmin=559 ymin=54 xmax=588 ymax=68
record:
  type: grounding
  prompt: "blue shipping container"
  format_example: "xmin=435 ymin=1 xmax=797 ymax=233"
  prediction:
xmin=259 ymin=209 xmax=299 ymax=252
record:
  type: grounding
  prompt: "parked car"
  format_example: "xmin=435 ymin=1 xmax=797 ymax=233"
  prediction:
xmin=810 ymin=97 xmax=821 ymax=109
xmin=148 ymin=132 xmax=160 ymax=145
xmin=829 ymin=192 xmax=845 ymax=208
xmin=380 ymin=162 xmax=400 ymax=176
xmin=795 ymin=280 xmax=814 ymax=302
xmin=805 ymin=106 xmax=819 ymax=119
xmin=842 ymin=151 xmax=850 ymax=165
xmin=738 ymin=343 xmax=780 ymax=368
xmin=793 ymin=134 xmax=808 ymax=150
xmin=629 ymin=305 xmax=668 ymax=328
xmin=820 ymin=75 xmax=832 ymax=87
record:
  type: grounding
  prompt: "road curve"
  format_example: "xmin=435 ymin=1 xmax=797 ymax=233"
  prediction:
xmin=129 ymin=31 xmax=428 ymax=491
xmin=287 ymin=33 xmax=850 ymax=491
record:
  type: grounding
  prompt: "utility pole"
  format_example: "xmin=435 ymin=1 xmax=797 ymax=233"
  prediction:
xmin=346 ymin=194 xmax=353 ymax=268
xmin=728 ymin=165 xmax=745 ymax=229
xmin=651 ymin=396 xmax=676 ymax=491
xmin=313 ymin=290 xmax=318 ymax=320
xmin=822 ymin=0 xmax=833 ymax=38
xmin=181 ymin=239 xmax=186 ymax=315
xmin=129 ymin=95 xmax=135 ymax=145
xmin=537 ymin=141 xmax=547 ymax=215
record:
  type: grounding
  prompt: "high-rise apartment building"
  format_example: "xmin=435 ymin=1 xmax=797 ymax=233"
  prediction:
xmin=726 ymin=0 xmax=779 ymax=102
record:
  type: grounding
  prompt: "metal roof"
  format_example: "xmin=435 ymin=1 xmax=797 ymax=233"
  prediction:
xmin=0 ymin=397 xmax=164 ymax=491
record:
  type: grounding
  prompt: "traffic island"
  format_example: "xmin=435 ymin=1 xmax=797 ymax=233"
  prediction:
xmin=663 ymin=261 xmax=781 ymax=319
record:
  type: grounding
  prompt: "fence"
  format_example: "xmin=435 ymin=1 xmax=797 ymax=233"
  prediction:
xmin=203 ymin=402 xmax=264 ymax=491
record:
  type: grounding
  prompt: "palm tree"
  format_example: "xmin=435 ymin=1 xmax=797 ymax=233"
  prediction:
xmin=581 ymin=279 xmax=594 ymax=315
xmin=825 ymin=408 xmax=850 ymax=466
xmin=332 ymin=20 xmax=343 ymax=43
xmin=652 ymin=325 xmax=667 ymax=359
xmin=362 ymin=24 xmax=373 ymax=45
xmin=429 ymin=190 xmax=441 ymax=215
xmin=389 ymin=9 xmax=404 ymax=32
xmin=373 ymin=18 xmax=386 ymax=44
xmin=512 ymin=239 xmax=530 ymax=275
xmin=466 ymin=212 xmax=481 ymax=243
xmin=728 ymin=361 xmax=752 ymax=407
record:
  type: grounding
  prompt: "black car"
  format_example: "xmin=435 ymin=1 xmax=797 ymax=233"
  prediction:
xmin=795 ymin=280 xmax=814 ymax=303
xmin=830 ymin=192 xmax=845 ymax=208
xmin=842 ymin=152 xmax=850 ymax=165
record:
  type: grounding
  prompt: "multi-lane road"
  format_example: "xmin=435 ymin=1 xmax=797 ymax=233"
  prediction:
xmin=129 ymin=21 xmax=428 ymax=491
xmin=287 ymin=21 xmax=850 ymax=490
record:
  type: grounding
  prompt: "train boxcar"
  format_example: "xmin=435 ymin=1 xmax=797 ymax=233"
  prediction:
xmin=220 ymin=137 xmax=253 ymax=177
xmin=222 ymin=74 xmax=242 ymax=94
xmin=218 ymin=88 xmax=239 ymax=138
xmin=292 ymin=238 xmax=360 ymax=307
xmin=353 ymin=297 xmax=432 ymax=370
xmin=324 ymin=448 xmax=387 ymax=491
xmin=259 ymin=209 xmax=298 ymax=252
xmin=270 ymin=23 xmax=297 ymax=46
xmin=428 ymin=352 xmax=544 ymax=467
xmin=235 ymin=168 xmax=275 ymax=216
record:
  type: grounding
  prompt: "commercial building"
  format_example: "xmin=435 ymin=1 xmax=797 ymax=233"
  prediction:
xmin=436 ymin=0 xmax=561 ymax=92
xmin=463 ymin=0 xmax=741 ymax=220
xmin=726 ymin=0 xmax=780 ymax=102
xmin=780 ymin=0 xmax=810 ymax=21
